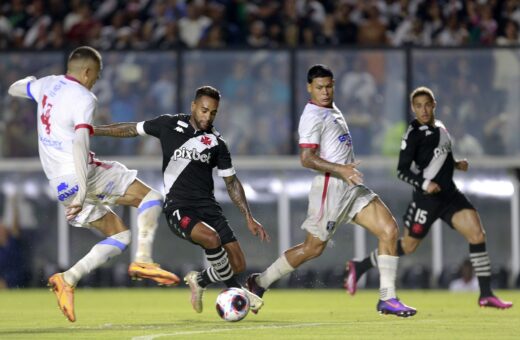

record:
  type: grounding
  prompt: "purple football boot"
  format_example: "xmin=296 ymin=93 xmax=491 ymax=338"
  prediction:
xmin=377 ymin=298 xmax=417 ymax=317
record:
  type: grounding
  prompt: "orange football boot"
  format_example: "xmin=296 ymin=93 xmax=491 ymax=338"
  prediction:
xmin=48 ymin=273 xmax=76 ymax=322
xmin=128 ymin=262 xmax=180 ymax=286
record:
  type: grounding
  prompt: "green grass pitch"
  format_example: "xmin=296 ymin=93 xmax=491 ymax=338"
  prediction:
xmin=0 ymin=289 xmax=518 ymax=339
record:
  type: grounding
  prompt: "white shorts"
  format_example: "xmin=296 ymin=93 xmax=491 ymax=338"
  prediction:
xmin=301 ymin=173 xmax=377 ymax=241
xmin=49 ymin=160 xmax=138 ymax=227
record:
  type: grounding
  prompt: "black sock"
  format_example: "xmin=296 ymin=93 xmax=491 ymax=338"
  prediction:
xmin=197 ymin=269 xmax=213 ymax=288
xmin=469 ymin=242 xmax=493 ymax=297
xmin=355 ymin=256 xmax=374 ymax=280
xmin=198 ymin=246 xmax=240 ymax=288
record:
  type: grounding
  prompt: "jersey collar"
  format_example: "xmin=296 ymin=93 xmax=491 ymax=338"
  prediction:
xmin=64 ymin=75 xmax=82 ymax=84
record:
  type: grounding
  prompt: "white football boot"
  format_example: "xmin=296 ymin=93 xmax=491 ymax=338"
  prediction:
xmin=184 ymin=271 xmax=205 ymax=313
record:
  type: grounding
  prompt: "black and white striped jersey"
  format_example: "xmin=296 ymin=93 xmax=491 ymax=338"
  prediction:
xmin=137 ymin=114 xmax=235 ymax=208
xmin=397 ymin=119 xmax=456 ymax=193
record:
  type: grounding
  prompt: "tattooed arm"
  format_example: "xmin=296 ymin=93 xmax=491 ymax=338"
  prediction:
xmin=94 ymin=123 xmax=138 ymax=137
xmin=224 ymin=174 xmax=252 ymax=218
xmin=224 ymin=175 xmax=270 ymax=241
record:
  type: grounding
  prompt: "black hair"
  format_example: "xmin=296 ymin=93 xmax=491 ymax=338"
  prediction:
xmin=307 ymin=64 xmax=334 ymax=84
xmin=194 ymin=85 xmax=221 ymax=102
xmin=68 ymin=46 xmax=103 ymax=69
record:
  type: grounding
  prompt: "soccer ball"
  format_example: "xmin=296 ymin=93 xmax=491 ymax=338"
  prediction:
xmin=215 ymin=287 xmax=250 ymax=322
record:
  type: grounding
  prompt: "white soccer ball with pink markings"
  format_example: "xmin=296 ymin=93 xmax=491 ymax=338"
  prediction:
xmin=215 ymin=287 xmax=250 ymax=322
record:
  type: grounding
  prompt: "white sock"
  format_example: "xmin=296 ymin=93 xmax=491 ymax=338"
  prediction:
xmin=135 ymin=190 xmax=163 ymax=263
xmin=257 ymin=255 xmax=294 ymax=289
xmin=378 ymin=255 xmax=398 ymax=301
xmin=63 ymin=230 xmax=131 ymax=286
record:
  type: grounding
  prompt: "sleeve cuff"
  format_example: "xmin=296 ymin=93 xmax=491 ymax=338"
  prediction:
xmin=136 ymin=122 xmax=146 ymax=136
xmin=74 ymin=124 xmax=94 ymax=136
xmin=26 ymin=81 xmax=35 ymax=101
xmin=217 ymin=167 xmax=236 ymax=177
xmin=299 ymin=143 xmax=319 ymax=149
xmin=421 ymin=179 xmax=431 ymax=191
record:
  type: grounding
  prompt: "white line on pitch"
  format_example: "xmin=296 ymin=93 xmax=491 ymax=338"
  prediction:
xmin=131 ymin=322 xmax=344 ymax=340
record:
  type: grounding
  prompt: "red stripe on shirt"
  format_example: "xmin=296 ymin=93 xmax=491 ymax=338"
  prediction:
xmin=318 ymin=172 xmax=331 ymax=220
xmin=299 ymin=143 xmax=319 ymax=149
xmin=75 ymin=124 xmax=94 ymax=136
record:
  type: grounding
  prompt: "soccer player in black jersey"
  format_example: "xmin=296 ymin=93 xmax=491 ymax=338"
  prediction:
xmin=344 ymin=86 xmax=512 ymax=309
xmin=94 ymin=86 xmax=270 ymax=314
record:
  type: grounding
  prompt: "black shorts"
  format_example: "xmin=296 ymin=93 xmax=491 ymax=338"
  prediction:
xmin=403 ymin=188 xmax=475 ymax=239
xmin=164 ymin=205 xmax=237 ymax=245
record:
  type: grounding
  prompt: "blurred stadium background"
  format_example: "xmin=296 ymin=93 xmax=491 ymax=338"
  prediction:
xmin=0 ymin=0 xmax=519 ymax=292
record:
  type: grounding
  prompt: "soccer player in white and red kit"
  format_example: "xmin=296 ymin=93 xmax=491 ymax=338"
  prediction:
xmin=247 ymin=64 xmax=416 ymax=317
xmin=8 ymin=46 xmax=179 ymax=322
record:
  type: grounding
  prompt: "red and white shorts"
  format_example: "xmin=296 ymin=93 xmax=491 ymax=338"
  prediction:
xmin=301 ymin=173 xmax=377 ymax=241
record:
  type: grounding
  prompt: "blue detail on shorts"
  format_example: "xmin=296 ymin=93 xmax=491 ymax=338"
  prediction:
xmin=98 ymin=237 xmax=127 ymax=251
xmin=57 ymin=182 xmax=68 ymax=192
xmin=27 ymin=82 xmax=35 ymax=101
xmin=138 ymin=200 xmax=162 ymax=214
xmin=57 ymin=185 xmax=79 ymax=201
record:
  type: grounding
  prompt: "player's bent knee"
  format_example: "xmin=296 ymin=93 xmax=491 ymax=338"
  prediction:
xmin=378 ymin=223 xmax=398 ymax=243
xmin=198 ymin=230 xmax=221 ymax=249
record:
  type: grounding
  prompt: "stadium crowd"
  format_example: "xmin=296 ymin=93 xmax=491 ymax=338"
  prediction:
xmin=0 ymin=0 xmax=519 ymax=50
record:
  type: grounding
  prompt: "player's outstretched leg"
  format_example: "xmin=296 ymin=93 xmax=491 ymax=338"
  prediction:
xmin=184 ymin=271 xmax=205 ymax=313
xmin=128 ymin=262 xmax=180 ymax=286
xmin=377 ymin=298 xmax=417 ymax=317
xmin=48 ymin=273 xmax=76 ymax=322
xmin=478 ymin=296 xmax=513 ymax=309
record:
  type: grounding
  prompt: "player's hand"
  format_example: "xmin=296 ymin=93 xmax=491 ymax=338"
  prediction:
xmin=455 ymin=159 xmax=469 ymax=172
xmin=425 ymin=181 xmax=441 ymax=194
xmin=338 ymin=161 xmax=363 ymax=185
xmin=247 ymin=217 xmax=270 ymax=242
xmin=66 ymin=196 xmax=84 ymax=221
xmin=65 ymin=204 xmax=82 ymax=221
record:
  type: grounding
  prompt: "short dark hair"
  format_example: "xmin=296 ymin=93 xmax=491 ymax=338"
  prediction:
xmin=194 ymin=86 xmax=221 ymax=102
xmin=410 ymin=86 xmax=435 ymax=103
xmin=307 ymin=64 xmax=334 ymax=84
xmin=68 ymin=46 xmax=103 ymax=69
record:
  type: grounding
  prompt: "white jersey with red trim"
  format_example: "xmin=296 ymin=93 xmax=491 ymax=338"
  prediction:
xmin=298 ymin=102 xmax=355 ymax=166
xmin=27 ymin=75 xmax=96 ymax=179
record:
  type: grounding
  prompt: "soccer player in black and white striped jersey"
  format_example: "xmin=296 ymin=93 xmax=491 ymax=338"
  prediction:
xmin=345 ymin=86 xmax=512 ymax=309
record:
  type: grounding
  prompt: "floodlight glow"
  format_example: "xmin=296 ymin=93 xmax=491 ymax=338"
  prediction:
xmin=455 ymin=178 xmax=513 ymax=198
